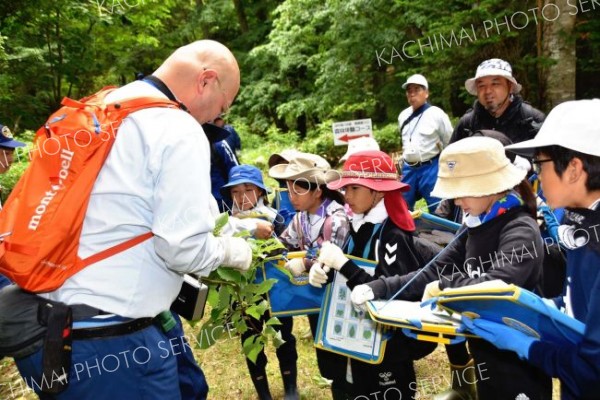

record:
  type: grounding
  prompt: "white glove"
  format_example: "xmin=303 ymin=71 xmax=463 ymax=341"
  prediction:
xmin=351 ymin=284 xmax=374 ymax=311
xmin=218 ymin=236 xmax=252 ymax=271
xmin=317 ymin=241 xmax=348 ymax=271
xmin=308 ymin=263 xmax=330 ymax=288
xmin=285 ymin=258 xmax=306 ymax=277
xmin=422 ymin=280 xmax=441 ymax=301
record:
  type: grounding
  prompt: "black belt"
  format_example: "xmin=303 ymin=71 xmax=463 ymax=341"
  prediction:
xmin=405 ymin=155 xmax=438 ymax=168
xmin=72 ymin=318 xmax=154 ymax=340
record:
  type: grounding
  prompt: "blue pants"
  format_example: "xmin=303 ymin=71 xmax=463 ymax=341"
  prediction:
xmin=170 ymin=313 xmax=209 ymax=400
xmin=16 ymin=325 xmax=181 ymax=399
xmin=0 ymin=274 xmax=11 ymax=290
xmin=401 ymin=157 xmax=441 ymax=213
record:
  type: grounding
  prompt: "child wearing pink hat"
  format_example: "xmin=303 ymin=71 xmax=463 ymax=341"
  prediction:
xmin=309 ymin=150 xmax=436 ymax=399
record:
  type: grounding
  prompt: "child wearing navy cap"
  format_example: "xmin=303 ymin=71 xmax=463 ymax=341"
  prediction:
xmin=0 ymin=123 xmax=25 ymax=289
xmin=220 ymin=164 xmax=284 ymax=239
xmin=221 ymin=164 xmax=299 ymax=399
xmin=0 ymin=123 xmax=25 ymax=174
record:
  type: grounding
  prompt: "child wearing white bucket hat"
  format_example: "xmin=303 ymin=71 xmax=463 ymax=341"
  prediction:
xmin=350 ymin=137 xmax=552 ymax=399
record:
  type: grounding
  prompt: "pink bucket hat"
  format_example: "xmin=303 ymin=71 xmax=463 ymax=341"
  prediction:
xmin=328 ymin=150 xmax=410 ymax=192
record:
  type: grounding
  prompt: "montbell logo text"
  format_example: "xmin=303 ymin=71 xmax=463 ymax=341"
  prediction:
xmin=28 ymin=148 xmax=75 ymax=230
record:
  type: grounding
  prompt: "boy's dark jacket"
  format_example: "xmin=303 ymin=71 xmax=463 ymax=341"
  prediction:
xmin=451 ymin=96 xmax=545 ymax=145
xmin=529 ymin=207 xmax=600 ymax=399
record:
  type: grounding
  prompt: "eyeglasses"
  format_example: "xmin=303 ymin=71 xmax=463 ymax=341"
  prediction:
xmin=214 ymin=76 xmax=231 ymax=117
xmin=532 ymin=158 xmax=553 ymax=174
xmin=405 ymin=86 xmax=424 ymax=94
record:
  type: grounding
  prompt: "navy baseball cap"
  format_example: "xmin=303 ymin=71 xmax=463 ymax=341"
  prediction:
xmin=220 ymin=165 xmax=271 ymax=195
xmin=0 ymin=124 xmax=25 ymax=149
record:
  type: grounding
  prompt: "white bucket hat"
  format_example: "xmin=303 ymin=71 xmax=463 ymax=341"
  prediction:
xmin=402 ymin=74 xmax=429 ymax=90
xmin=340 ymin=136 xmax=380 ymax=161
xmin=465 ymin=59 xmax=522 ymax=96
xmin=431 ymin=136 xmax=526 ymax=199
xmin=506 ymin=99 xmax=600 ymax=157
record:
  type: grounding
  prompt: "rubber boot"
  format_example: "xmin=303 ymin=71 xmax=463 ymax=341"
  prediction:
xmin=433 ymin=358 xmax=478 ymax=400
xmin=250 ymin=373 xmax=273 ymax=400
xmin=331 ymin=386 xmax=351 ymax=400
xmin=281 ymin=365 xmax=299 ymax=400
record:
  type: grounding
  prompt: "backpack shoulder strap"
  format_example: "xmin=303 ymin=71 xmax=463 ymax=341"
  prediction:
xmin=82 ymin=232 xmax=154 ymax=267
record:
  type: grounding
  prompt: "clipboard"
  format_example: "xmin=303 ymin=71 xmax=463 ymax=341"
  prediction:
xmin=314 ymin=256 xmax=389 ymax=364
xmin=365 ymin=299 xmax=468 ymax=345
xmin=436 ymin=281 xmax=585 ymax=345
xmin=255 ymin=251 xmax=325 ymax=317
xmin=412 ymin=210 xmax=461 ymax=233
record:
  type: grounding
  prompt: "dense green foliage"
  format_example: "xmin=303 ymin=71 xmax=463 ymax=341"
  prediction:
xmin=198 ymin=213 xmax=287 ymax=363
xmin=0 ymin=0 xmax=598 ymax=177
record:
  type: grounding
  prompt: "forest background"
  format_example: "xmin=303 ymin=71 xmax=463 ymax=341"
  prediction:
xmin=0 ymin=1 xmax=596 ymax=398
xmin=0 ymin=0 xmax=599 ymax=199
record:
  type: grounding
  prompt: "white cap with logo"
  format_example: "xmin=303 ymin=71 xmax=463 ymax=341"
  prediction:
xmin=506 ymin=99 xmax=600 ymax=157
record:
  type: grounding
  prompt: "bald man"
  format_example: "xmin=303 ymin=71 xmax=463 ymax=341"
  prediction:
xmin=14 ymin=40 xmax=251 ymax=399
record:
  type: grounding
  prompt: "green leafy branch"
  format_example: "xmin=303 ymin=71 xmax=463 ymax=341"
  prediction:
xmin=197 ymin=213 xmax=287 ymax=363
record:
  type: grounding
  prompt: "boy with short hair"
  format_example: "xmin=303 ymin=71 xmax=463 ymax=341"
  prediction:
xmin=467 ymin=99 xmax=600 ymax=399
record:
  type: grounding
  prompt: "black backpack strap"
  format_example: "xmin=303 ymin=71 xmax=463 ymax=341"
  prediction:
xmin=40 ymin=301 xmax=72 ymax=394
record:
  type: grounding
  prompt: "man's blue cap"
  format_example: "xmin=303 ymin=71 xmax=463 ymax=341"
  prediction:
xmin=0 ymin=124 xmax=25 ymax=149
xmin=220 ymin=165 xmax=271 ymax=195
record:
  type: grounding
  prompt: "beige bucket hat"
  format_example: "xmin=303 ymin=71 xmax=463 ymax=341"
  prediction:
xmin=269 ymin=152 xmax=340 ymax=185
xmin=268 ymin=149 xmax=302 ymax=168
xmin=431 ymin=136 xmax=526 ymax=199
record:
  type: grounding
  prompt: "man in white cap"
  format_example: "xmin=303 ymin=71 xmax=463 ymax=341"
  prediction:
xmin=450 ymin=58 xmax=545 ymax=144
xmin=398 ymin=74 xmax=453 ymax=213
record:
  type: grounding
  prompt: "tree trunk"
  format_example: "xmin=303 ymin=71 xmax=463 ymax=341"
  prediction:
xmin=541 ymin=0 xmax=577 ymax=110
xmin=232 ymin=0 xmax=249 ymax=33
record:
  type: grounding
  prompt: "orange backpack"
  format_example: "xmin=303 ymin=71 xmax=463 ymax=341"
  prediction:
xmin=0 ymin=87 xmax=181 ymax=292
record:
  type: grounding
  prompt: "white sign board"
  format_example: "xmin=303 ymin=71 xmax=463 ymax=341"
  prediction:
xmin=332 ymin=118 xmax=373 ymax=146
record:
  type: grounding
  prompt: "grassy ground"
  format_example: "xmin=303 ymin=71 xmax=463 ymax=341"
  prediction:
xmin=0 ymin=316 xmax=561 ymax=400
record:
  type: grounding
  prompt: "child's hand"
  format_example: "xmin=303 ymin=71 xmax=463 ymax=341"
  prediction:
xmin=254 ymin=221 xmax=274 ymax=239
xmin=285 ymin=258 xmax=306 ymax=277
xmin=317 ymin=241 xmax=348 ymax=271
xmin=351 ymin=284 xmax=374 ymax=311
xmin=422 ymin=280 xmax=441 ymax=301
xmin=308 ymin=263 xmax=330 ymax=288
